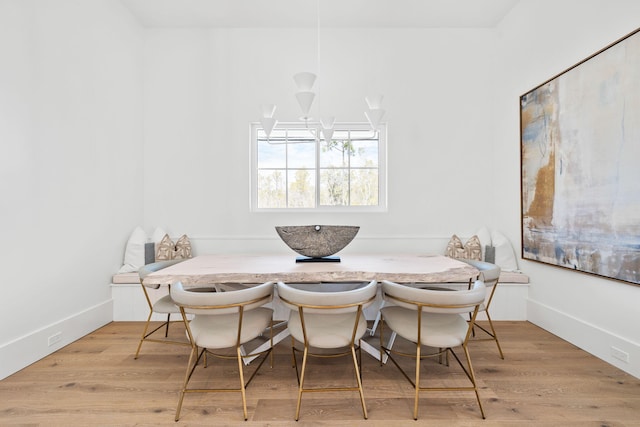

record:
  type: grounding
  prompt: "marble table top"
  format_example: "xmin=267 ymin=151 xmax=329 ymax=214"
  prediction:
xmin=143 ymin=253 xmax=478 ymax=286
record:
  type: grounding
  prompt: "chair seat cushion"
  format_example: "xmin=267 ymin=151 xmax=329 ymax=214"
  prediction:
xmin=189 ymin=307 xmax=273 ymax=349
xmin=153 ymin=294 xmax=180 ymax=314
xmin=288 ymin=312 xmax=368 ymax=349
xmin=381 ymin=306 xmax=468 ymax=348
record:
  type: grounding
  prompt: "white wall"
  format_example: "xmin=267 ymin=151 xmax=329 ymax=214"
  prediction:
xmin=141 ymin=27 xmax=500 ymax=249
xmin=495 ymin=0 xmax=640 ymax=378
xmin=0 ymin=0 xmax=143 ymax=379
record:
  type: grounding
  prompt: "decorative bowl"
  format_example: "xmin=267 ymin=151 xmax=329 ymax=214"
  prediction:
xmin=275 ymin=225 xmax=360 ymax=259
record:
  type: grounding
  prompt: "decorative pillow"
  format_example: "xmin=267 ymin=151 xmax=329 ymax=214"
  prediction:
xmin=155 ymin=234 xmax=175 ymax=261
xmin=174 ymin=234 xmax=193 ymax=260
xmin=464 ymin=235 xmax=482 ymax=261
xmin=118 ymin=226 xmax=147 ymax=273
xmin=445 ymin=235 xmax=466 ymax=259
xmin=491 ymin=230 xmax=519 ymax=271
xmin=155 ymin=234 xmax=193 ymax=260
xmin=149 ymin=227 xmax=169 ymax=262
xmin=445 ymin=234 xmax=482 ymax=261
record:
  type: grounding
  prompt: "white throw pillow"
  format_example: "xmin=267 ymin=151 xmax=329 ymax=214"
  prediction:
xmin=151 ymin=227 xmax=168 ymax=243
xmin=118 ymin=226 xmax=147 ymax=273
xmin=491 ymin=230 xmax=519 ymax=271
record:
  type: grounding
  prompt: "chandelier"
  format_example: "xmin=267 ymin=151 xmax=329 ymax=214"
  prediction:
xmin=258 ymin=1 xmax=385 ymax=141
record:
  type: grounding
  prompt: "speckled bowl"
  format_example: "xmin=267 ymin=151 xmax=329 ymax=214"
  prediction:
xmin=275 ymin=225 xmax=360 ymax=258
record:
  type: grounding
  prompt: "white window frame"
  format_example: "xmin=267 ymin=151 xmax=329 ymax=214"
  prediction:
xmin=250 ymin=122 xmax=387 ymax=213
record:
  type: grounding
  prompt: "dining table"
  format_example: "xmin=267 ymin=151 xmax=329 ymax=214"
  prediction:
xmin=142 ymin=253 xmax=477 ymax=286
xmin=143 ymin=253 xmax=479 ymax=362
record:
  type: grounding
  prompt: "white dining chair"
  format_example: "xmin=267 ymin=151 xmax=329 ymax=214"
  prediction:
xmin=276 ymin=280 xmax=377 ymax=420
xmin=170 ymin=280 xmax=275 ymax=421
xmin=380 ymin=279 xmax=487 ymax=420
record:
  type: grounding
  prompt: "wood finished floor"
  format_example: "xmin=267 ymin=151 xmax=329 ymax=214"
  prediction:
xmin=1 ymin=321 xmax=639 ymax=426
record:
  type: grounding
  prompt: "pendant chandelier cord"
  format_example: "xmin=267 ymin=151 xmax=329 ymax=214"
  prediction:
xmin=316 ymin=0 xmax=321 ymax=118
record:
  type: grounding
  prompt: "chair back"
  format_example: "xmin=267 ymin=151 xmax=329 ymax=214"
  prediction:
xmin=170 ymin=281 xmax=274 ymax=315
xmin=277 ymin=280 xmax=377 ymax=314
xmin=381 ymin=279 xmax=486 ymax=314
xmin=277 ymin=280 xmax=377 ymax=349
xmin=138 ymin=260 xmax=184 ymax=289
xmin=459 ymin=259 xmax=501 ymax=287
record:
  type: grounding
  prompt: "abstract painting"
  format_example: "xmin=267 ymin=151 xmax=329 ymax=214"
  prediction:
xmin=520 ymin=28 xmax=640 ymax=286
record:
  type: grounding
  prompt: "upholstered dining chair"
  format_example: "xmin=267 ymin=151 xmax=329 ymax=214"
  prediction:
xmin=134 ymin=259 xmax=189 ymax=359
xmin=170 ymin=280 xmax=275 ymax=421
xmin=458 ymin=259 xmax=504 ymax=358
xmin=276 ymin=280 xmax=378 ymax=421
xmin=379 ymin=279 xmax=487 ymax=420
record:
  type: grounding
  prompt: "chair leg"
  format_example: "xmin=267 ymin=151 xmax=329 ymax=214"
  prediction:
xmin=462 ymin=343 xmax=486 ymax=419
xmin=237 ymin=346 xmax=248 ymax=421
xmin=413 ymin=342 xmax=421 ymax=420
xmin=290 ymin=336 xmax=298 ymax=375
xmin=485 ymin=311 xmax=504 ymax=359
xmin=383 ymin=332 xmax=397 ymax=365
xmin=295 ymin=346 xmax=309 ymax=421
xmin=175 ymin=345 xmax=202 ymax=421
xmin=379 ymin=316 xmax=385 ymax=366
xmin=351 ymin=344 xmax=368 ymax=419
xmin=164 ymin=313 xmax=171 ymax=337
xmin=134 ymin=311 xmax=154 ymax=359
xmin=469 ymin=312 xmax=477 ymax=337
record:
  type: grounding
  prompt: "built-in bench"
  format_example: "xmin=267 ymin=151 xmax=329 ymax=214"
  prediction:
xmin=112 ymin=272 xmax=142 ymax=284
xmin=110 ymin=271 xmax=529 ymax=321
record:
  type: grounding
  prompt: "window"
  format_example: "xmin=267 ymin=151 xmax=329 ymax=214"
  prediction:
xmin=251 ymin=122 xmax=387 ymax=212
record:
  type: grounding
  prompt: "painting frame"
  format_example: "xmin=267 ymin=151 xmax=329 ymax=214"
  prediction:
xmin=520 ymin=27 xmax=640 ymax=286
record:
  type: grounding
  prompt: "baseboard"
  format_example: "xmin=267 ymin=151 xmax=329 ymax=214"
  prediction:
xmin=0 ymin=300 xmax=113 ymax=380
xmin=528 ymin=298 xmax=640 ymax=379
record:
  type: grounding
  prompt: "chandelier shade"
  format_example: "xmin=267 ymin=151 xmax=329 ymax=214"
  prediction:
xmin=260 ymin=103 xmax=277 ymax=118
xmin=260 ymin=117 xmax=278 ymax=138
xmin=293 ymin=72 xmax=317 ymax=91
xmin=259 ymin=104 xmax=278 ymax=138
xmin=320 ymin=116 xmax=336 ymax=141
xmin=295 ymin=91 xmax=316 ymax=117
xmin=365 ymin=95 xmax=384 ymax=110
xmin=365 ymin=109 xmax=386 ymax=129
xmin=364 ymin=94 xmax=385 ymax=130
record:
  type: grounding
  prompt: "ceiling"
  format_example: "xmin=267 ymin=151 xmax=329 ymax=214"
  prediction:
xmin=120 ymin=0 xmax=520 ymax=29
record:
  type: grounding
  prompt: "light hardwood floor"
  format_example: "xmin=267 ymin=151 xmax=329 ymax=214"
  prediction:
xmin=1 ymin=321 xmax=639 ymax=426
